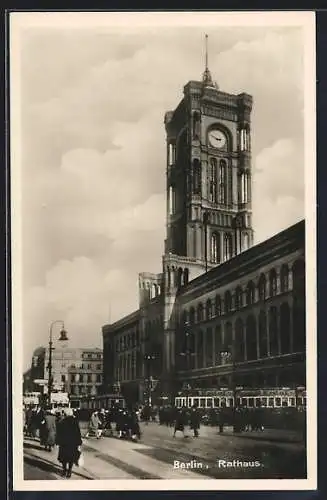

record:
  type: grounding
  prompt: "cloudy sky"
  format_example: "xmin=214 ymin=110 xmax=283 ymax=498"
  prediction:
xmin=11 ymin=13 xmax=312 ymax=371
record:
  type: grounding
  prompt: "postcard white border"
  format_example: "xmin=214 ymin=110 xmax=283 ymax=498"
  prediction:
xmin=10 ymin=10 xmax=317 ymax=491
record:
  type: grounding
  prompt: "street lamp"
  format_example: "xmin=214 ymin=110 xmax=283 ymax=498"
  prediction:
xmin=47 ymin=320 xmax=68 ymax=408
xmin=220 ymin=343 xmax=239 ymax=431
xmin=179 ymin=320 xmax=196 ymax=405
xmin=144 ymin=354 xmax=157 ymax=406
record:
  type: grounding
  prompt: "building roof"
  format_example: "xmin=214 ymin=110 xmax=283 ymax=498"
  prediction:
xmin=179 ymin=219 xmax=305 ymax=302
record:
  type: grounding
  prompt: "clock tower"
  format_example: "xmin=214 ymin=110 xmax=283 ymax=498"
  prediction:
xmin=162 ymin=35 xmax=254 ymax=379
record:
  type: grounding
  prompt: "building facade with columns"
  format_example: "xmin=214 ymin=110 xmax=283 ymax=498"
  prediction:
xmin=102 ymin=54 xmax=306 ymax=405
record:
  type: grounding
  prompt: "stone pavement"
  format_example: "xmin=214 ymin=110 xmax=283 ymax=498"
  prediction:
xmin=24 ymin=436 xmax=206 ymax=480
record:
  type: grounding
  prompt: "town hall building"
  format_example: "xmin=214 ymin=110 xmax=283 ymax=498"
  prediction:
xmin=102 ymin=43 xmax=305 ymax=406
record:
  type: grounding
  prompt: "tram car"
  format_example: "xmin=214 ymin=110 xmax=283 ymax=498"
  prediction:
xmin=70 ymin=393 xmax=126 ymax=412
xmin=175 ymin=387 xmax=306 ymax=410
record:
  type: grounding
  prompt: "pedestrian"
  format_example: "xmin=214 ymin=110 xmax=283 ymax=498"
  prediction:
xmin=56 ymin=407 xmax=82 ymax=478
xmin=38 ymin=407 xmax=47 ymax=446
xmin=129 ymin=409 xmax=141 ymax=441
xmin=44 ymin=408 xmax=57 ymax=451
xmin=173 ymin=406 xmax=187 ymax=438
xmin=189 ymin=404 xmax=201 ymax=437
xmin=85 ymin=411 xmax=101 ymax=439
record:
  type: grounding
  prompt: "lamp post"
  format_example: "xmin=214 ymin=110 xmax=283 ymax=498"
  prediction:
xmin=144 ymin=354 xmax=157 ymax=406
xmin=179 ymin=320 xmax=196 ymax=405
xmin=220 ymin=342 xmax=238 ymax=431
xmin=47 ymin=320 xmax=68 ymax=408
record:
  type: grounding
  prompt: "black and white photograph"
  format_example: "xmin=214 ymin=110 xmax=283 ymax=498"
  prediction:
xmin=10 ymin=11 xmax=316 ymax=490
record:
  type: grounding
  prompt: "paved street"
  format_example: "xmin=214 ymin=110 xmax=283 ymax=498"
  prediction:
xmin=24 ymin=422 xmax=306 ymax=480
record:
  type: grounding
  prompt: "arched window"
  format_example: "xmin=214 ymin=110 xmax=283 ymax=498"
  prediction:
xmin=209 ymin=158 xmax=218 ymax=203
xmin=269 ymin=306 xmax=278 ymax=356
xmin=246 ymin=315 xmax=257 ymax=361
xmin=224 ymin=233 xmax=233 ymax=261
xmin=292 ymin=259 xmax=305 ymax=295
xmin=224 ymin=291 xmax=232 ymax=314
xmin=235 ymin=287 xmax=243 ymax=309
xmin=193 ymin=159 xmax=201 ymax=195
xmin=168 ymin=185 xmax=176 ymax=215
xmin=292 ymin=259 xmax=305 ymax=353
xmin=218 ymin=160 xmax=227 ymax=204
xmin=280 ymin=264 xmax=289 ymax=293
xmin=224 ymin=322 xmax=233 ymax=351
xmin=206 ymin=328 xmax=213 ymax=366
xmin=197 ymin=303 xmax=204 ymax=322
xmin=192 ymin=111 xmax=200 ymax=139
xmin=214 ymin=325 xmax=222 ymax=365
xmin=258 ymin=274 xmax=266 ymax=301
xmin=211 ymin=233 xmax=220 ymax=264
xmin=258 ymin=310 xmax=268 ymax=358
xmin=215 ymin=295 xmax=222 ymax=316
xmin=206 ymin=299 xmax=212 ymax=320
xmin=246 ymin=281 xmax=255 ymax=305
xmin=197 ymin=330 xmax=204 ymax=368
xmin=269 ymin=269 xmax=277 ymax=297
xmin=168 ymin=143 xmax=176 ymax=166
xmin=189 ymin=307 xmax=195 ymax=325
xmin=243 ymin=233 xmax=250 ymax=250
xmin=182 ymin=310 xmax=188 ymax=327
xmin=239 ymin=171 xmax=249 ymax=204
xmin=235 ymin=318 xmax=245 ymax=362
xmin=280 ymin=302 xmax=291 ymax=354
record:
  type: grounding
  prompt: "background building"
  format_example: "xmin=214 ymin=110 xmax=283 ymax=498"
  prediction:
xmin=24 ymin=341 xmax=103 ymax=399
xmin=102 ymin=51 xmax=306 ymax=406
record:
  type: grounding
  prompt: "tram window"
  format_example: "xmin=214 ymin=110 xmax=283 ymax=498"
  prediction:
xmin=213 ymin=398 xmax=220 ymax=408
xmin=261 ymin=397 xmax=267 ymax=407
xmin=220 ymin=397 xmax=226 ymax=407
xmin=289 ymin=397 xmax=295 ymax=407
xmin=207 ymin=398 xmax=213 ymax=408
xmin=193 ymin=398 xmax=199 ymax=407
xmin=187 ymin=398 xmax=192 ymax=408
xmin=236 ymin=398 xmax=241 ymax=407
xmin=255 ymin=398 xmax=261 ymax=407
xmin=200 ymin=398 xmax=206 ymax=408
xmin=275 ymin=397 xmax=281 ymax=407
xmin=228 ymin=398 xmax=234 ymax=407
xmin=303 ymin=397 xmax=307 ymax=407
xmin=282 ymin=398 xmax=288 ymax=407
xmin=268 ymin=397 xmax=274 ymax=407
xmin=248 ymin=398 xmax=254 ymax=407
xmin=241 ymin=398 xmax=247 ymax=407
xmin=296 ymin=397 xmax=302 ymax=407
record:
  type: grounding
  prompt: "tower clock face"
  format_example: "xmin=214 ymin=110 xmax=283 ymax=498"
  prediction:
xmin=208 ymin=129 xmax=227 ymax=149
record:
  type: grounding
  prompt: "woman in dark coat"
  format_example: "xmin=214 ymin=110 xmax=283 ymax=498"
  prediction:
xmin=173 ymin=406 xmax=187 ymax=438
xmin=56 ymin=408 xmax=82 ymax=478
xmin=44 ymin=409 xmax=57 ymax=451
xmin=189 ymin=405 xmax=201 ymax=437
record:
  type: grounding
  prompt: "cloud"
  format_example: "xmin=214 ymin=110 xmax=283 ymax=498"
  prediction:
xmin=253 ymin=138 xmax=304 ymax=243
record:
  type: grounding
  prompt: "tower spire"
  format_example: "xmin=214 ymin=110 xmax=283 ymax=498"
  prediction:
xmin=202 ymin=34 xmax=217 ymax=89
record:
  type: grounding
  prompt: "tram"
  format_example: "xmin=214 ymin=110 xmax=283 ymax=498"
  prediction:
xmin=69 ymin=393 xmax=126 ymax=411
xmin=175 ymin=387 xmax=307 ymax=410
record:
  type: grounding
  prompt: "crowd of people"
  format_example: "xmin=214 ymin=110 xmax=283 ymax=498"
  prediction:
xmin=23 ymin=401 xmax=267 ymax=478
xmin=24 ymin=405 xmax=82 ymax=478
